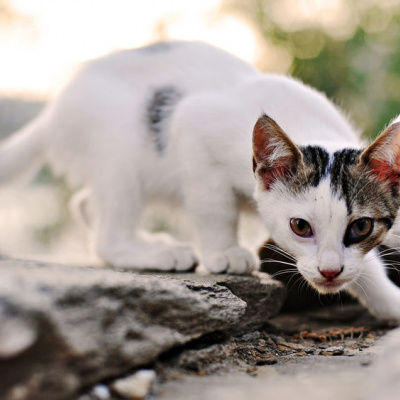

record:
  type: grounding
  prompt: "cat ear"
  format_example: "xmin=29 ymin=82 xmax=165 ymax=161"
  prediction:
xmin=360 ymin=119 xmax=400 ymax=184
xmin=253 ymin=114 xmax=303 ymax=190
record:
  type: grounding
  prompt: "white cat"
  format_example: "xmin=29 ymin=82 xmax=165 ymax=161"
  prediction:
xmin=2 ymin=41 xmax=400 ymax=321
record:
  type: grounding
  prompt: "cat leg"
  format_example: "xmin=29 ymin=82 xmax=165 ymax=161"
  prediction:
xmin=69 ymin=188 xmax=94 ymax=228
xmin=347 ymin=249 xmax=400 ymax=322
xmin=183 ymin=173 xmax=257 ymax=274
xmin=92 ymin=178 xmax=197 ymax=271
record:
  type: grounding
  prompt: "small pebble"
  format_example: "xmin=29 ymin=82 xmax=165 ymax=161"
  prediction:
xmin=318 ymin=346 xmax=344 ymax=356
xmin=0 ymin=318 xmax=37 ymax=358
xmin=92 ymin=384 xmax=111 ymax=400
xmin=246 ymin=367 xmax=258 ymax=377
xmin=111 ymin=369 xmax=156 ymax=399
xmin=361 ymin=360 xmax=371 ymax=367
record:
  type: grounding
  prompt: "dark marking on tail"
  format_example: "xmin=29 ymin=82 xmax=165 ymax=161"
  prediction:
xmin=147 ymin=87 xmax=181 ymax=153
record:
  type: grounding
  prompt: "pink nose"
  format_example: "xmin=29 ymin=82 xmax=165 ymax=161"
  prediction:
xmin=318 ymin=267 xmax=343 ymax=280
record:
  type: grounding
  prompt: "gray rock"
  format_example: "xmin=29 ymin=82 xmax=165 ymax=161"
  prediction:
xmin=365 ymin=327 xmax=400 ymax=400
xmin=0 ymin=259 xmax=284 ymax=400
xmin=175 ymin=272 xmax=284 ymax=333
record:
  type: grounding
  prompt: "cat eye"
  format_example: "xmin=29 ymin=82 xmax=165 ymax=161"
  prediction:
xmin=345 ymin=218 xmax=374 ymax=245
xmin=290 ymin=218 xmax=313 ymax=238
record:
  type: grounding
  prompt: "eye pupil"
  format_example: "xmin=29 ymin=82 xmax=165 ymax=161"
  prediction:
xmin=345 ymin=218 xmax=374 ymax=245
xmin=354 ymin=219 xmax=369 ymax=235
xmin=290 ymin=218 xmax=312 ymax=237
xmin=297 ymin=220 xmax=307 ymax=232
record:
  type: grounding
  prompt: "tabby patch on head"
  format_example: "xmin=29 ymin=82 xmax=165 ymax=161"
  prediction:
xmin=253 ymin=114 xmax=400 ymax=294
xmin=253 ymin=114 xmax=400 ymax=254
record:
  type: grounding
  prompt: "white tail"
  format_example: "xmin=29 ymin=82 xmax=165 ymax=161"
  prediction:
xmin=0 ymin=114 xmax=46 ymax=183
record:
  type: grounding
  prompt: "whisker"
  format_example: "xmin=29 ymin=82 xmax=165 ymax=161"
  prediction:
xmin=388 ymin=233 xmax=400 ymax=238
xmin=354 ymin=280 xmax=370 ymax=306
xmin=286 ymin=272 xmax=302 ymax=287
xmin=299 ymin=278 xmax=310 ymax=293
xmin=260 ymin=260 xmax=298 ymax=269
xmin=270 ymin=270 xmax=299 ymax=279
xmin=359 ymin=274 xmax=378 ymax=290
xmin=383 ymin=266 xmax=400 ymax=275
xmin=378 ymin=248 xmax=400 ymax=256
xmin=262 ymin=244 xmax=296 ymax=261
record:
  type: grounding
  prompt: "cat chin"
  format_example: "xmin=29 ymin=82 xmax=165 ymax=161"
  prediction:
xmin=308 ymin=279 xmax=349 ymax=295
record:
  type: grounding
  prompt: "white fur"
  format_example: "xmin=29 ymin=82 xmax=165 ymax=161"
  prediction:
xmin=1 ymin=41 xmax=400 ymax=320
xmin=256 ymin=178 xmax=358 ymax=291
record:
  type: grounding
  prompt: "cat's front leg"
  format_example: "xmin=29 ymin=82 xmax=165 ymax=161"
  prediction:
xmin=183 ymin=172 xmax=257 ymax=274
xmin=175 ymin=95 xmax=257 ymax=274
xmin=347 ymin=249 xmax=400 ymax=322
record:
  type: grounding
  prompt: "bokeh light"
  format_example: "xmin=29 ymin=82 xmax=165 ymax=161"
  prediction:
xmin=0 ymin=0 xmax=259 ymax=96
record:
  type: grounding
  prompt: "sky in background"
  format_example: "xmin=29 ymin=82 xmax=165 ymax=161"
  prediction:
xmin=0 ymin=0 xmax=366 ymax=97
xmin=0 ymin=0 xmax=260 ymax=97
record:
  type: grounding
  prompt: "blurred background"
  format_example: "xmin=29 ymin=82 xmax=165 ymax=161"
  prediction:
xmin=1 ymin=0 xmax=400 ymax=264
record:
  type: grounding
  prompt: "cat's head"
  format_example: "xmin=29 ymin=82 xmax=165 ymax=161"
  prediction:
xmin=253 ymin=114 xmax=400 ymax=294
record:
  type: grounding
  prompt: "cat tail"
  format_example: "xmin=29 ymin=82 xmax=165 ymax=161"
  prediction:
xmin=0 ymin=111 xmax=48 ymax=184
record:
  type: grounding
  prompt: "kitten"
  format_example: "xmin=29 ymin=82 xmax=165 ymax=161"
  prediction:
xmin=1 ymin=41 xmax=400 ymax=321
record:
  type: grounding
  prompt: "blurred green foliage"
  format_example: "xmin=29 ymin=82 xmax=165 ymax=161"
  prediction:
xmin=225 ymin=0 xmax=400 ymax=139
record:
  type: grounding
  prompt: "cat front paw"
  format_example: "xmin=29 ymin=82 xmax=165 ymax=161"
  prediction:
xmin=99 ymin=243 xmax=198 ymax=272
xmin=203 ymin=247 xmax=258 ymax=275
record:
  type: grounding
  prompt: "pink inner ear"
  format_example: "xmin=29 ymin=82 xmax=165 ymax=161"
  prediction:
xmin=253 ymin=114 xmax=301 ymax=190
xmin=362 ymin=121 xmax=400 ymax=184
xmin=369 ymin=159 xmax=400 ymax=184
xmin=259 ymin=157 xmax=293 ymax=190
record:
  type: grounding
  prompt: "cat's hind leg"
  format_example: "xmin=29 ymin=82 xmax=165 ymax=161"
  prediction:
xmin=69 ymin=187 xmax=94 ymax=228
xmin=91 ymin=168 xmax=197 ymax=271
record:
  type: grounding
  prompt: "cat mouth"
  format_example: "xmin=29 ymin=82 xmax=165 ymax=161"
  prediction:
xmin=312 ymin=279 xmax=348 ymax=294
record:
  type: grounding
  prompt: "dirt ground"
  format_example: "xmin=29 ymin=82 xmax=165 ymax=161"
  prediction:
xmin=153 ymin=304 xmax=392 ymax=400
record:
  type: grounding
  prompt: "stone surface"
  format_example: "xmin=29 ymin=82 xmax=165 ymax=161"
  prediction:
xmin=156 ymin=354 xmax=379 ymax=400
xmin=365 ymin=327 xmax=400 ymax=400
xmin=0 ymin=259 xmax=284 ymax=400
xmin=172 ymin=272 xmax=284 ymax=333
xmin=154 ymin=306 xmax=388 ymax=400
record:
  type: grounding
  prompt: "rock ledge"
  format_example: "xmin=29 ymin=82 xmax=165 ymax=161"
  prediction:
xmin=0 ymin=259 xmax=284 ymax=400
